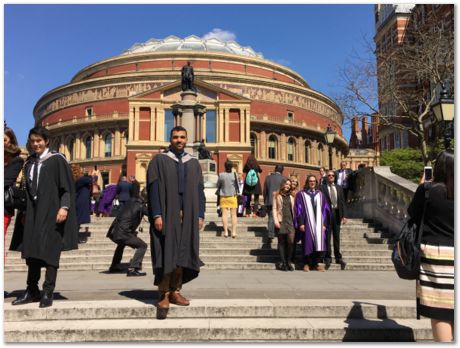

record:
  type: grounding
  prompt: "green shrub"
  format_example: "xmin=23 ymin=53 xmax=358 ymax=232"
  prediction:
xmin=380 ymin=148 xmax=424 ymax=184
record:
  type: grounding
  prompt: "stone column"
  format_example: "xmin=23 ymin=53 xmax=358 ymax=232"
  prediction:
xmin=128 ymin=107 xmax=134 ymax=141
xmin=94 ymin=130 xmax=100 ymax=158
xmin=280 ymin=133 xmax=287 ymax=161
xmin=134 ymin=107 xmax=139 ymax=141
xmin=75 ymin=134 xmax=81 ymax=160
xmin=114 ymin=129 xmax=121 ymax=156
xmin=260 ymin=131 xmax=266 ymax=159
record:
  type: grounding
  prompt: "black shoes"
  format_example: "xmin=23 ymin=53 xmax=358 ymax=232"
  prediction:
xmin=324 ymin=259 xmax=332 ymax=270
xmin=286 ymin=262 xmax=295 ymax=271
xmin=127 ymin=269 xmax=147 ymax=277
xmin=39 ymin=292 xmax=53 ymax=308
xmin=335 ymin=260 xmax=347 ymax=271
xmin=12 ymin=289 xmax=41 ymax=306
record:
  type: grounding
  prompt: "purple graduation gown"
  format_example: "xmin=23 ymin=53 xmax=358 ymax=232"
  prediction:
xmin=294 ymin=189 xmax=331 ymax=256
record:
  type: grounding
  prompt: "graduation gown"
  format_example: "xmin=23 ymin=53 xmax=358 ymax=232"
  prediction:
xmin=147 ymin=151 xmax=205 ymax=286
xmin=294 ymin=189 xmax=331 ymax=256
xmin=9 ymin=151 xmax=78 ymax=268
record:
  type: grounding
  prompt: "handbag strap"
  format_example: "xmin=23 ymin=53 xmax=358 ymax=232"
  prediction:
xmin=233 ymin=173 xmax=240 ymax=195
xmin=416 ymin=182 xmax=431 ymax=246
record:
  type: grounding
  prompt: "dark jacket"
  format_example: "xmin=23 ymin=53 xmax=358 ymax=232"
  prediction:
xmin=107 ymin=197 xmax=148 ymax=243
xmin=408 ymin=183 xmax=453 ymax=247
xmin=4 ymin=156 xmax=24 ymax=215
xmin=320 ymin=183 xmax=347 ymax=221
xmin=242 ymin=163 xmax=262 ymax=195
xmin=75 ymin=175 xmax=92 ymax=225
xmin=117 ymin=181 xmax=133 ymax=202
xmin=335 ymin=168 xmax=353 ymax=189
xmin=263 ymin=172 xmax=287 ymax=206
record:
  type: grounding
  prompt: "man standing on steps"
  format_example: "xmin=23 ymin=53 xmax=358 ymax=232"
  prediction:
xmin=147 ymin=126 xmax=205 ymax=315
xmin=320 ymin=170 xmax=347 ymax=270
xmin=263 ymin=165 xmax=287 ymax=247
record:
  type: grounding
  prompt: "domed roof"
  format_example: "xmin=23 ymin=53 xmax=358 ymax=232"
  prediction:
xmin=121 ymin=35 xmax=264 ymax=59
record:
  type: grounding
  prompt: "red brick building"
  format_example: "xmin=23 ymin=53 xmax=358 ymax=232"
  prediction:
xmin=34 ymin=36 xmax=349 ymax=188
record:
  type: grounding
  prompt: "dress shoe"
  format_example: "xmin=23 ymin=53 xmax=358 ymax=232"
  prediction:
xmin=314 ymin=264 xmax=326 ymax=272
xmin=231 ymin=234 xmax=237 ymax=239
xmin=12 ymin=289 xmax=41 ymax=305
xmin=337 ymin=260 xmax=347 ymax=270
xmin=127 ymin=269 xmax=147 ymax=277
xmin=39 ymin=291 xmax=53 ymax=308
xmin=324 ymin=260 xmax=331 ymax=270
xmin=157 ymin=291 xmax=170 ymax=309
xmin=286 ymin=262 xmax=295 ymax=271
xmin=303 ymin=264 xmax=310 ymax=272
xmin=169 ymin=291 xmax=190 ymax=306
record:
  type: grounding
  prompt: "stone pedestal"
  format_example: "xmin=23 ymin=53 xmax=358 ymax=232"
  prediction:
xmin=199 ymin=159 xmax=219 ymax=204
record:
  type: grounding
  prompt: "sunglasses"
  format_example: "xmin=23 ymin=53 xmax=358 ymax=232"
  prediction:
xmin=327 ymin=174 xmax=335 ymax=177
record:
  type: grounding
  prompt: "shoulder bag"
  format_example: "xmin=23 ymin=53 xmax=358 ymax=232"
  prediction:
xmin=233 ymin=173 xmax=244 ymax=206
xmin=391 ymin=182 xmax=431 ymax=280
xmin=4 ymin=167 xmax=27 ymax=211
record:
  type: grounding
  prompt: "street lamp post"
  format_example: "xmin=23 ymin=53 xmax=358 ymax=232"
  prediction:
xmin=324 ymin=125 xmax=336 ymax=170
xmin=432 ymin=81 xmax=455 ymax=150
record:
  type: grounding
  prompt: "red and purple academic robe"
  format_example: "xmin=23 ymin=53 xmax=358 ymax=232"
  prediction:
xmin=294 ymin=189 xmax=331 ymax=256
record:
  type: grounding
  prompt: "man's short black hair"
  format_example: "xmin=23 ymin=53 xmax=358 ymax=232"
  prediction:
xmin=274 ymin=164 xmax=284 ymax=173
xmin=28 ymin=126 xmax=50 ymax=142
xmin=224 ymin=160 xmax=234 ymax=173
xmin=170 ymin=126 xmax=187 ymax=139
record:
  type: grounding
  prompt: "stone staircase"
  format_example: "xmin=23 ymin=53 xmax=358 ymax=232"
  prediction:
xmin=3 ymin=299 xmax=432 ymax=342
xmin=5 ymin=213 xmax=395 ymax=272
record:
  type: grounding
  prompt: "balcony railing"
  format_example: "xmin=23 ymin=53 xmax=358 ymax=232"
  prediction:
xmin=46 ymin=112 xmax=129 ymax=129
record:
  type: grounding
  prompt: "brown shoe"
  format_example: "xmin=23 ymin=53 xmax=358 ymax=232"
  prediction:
xmin=169 ymin=291 xmax=190 ymax=306
xmin=157 ymin=291 xmax=170 ymax=309
xmin=303 ymin=264 xmax=310 ymax=272
xmin=314 ymin=264 xmax=326 ymax=272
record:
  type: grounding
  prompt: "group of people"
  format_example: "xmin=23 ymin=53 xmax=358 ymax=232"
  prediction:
xmin=263 ymin=164 xmax=348 ymax=272
xmin=3 ymin=123 xmax=454 ymax=340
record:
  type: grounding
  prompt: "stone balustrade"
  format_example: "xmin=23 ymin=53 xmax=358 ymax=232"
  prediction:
xmin=348 ymin=166 xmax=418 ymax=237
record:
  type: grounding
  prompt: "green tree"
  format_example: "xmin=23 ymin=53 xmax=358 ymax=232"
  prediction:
xmin=380 ymin=148 xmax=424 ymax=183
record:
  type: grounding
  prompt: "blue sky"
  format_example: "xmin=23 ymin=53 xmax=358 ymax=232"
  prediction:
xmin=4 ymin=4 xmax=375 ymax=145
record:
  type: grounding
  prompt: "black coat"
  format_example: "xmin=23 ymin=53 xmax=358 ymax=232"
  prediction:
xmin=147 ymin=151 xmax=205 ymax=286
xmin=107 ymin=197 xmax=148 ymax=243
xmin=4 ymin=156 xmax=24 ymax=216
xmin=320 ymin=183 xmax=347 ymax=221
xmin=76 ymin=175 xmax=92 ymax=225
xmin=242 ymin=163 xmax=262 ymax=195
xmin=9 ymin=152 xmax=78 ymax=268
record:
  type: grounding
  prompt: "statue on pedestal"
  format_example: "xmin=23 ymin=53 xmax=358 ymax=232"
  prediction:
xmin=197 ymin=139 xmax=212 ymax=160
xmin=181 ymin=61 xmax=196 ymax=92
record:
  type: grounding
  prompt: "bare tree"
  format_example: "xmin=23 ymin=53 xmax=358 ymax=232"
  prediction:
xmin=336 ymin=5 xmax=454 ymax=164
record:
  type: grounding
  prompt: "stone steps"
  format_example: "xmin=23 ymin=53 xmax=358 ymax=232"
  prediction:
xmin=3 ymin=299 xmax=432 ymax=342
xmin=5 ymin=254 xmax=393 ymax=264
xmin=4 ymin=262 xmax=396 ymax=272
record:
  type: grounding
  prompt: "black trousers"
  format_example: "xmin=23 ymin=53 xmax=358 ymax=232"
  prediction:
xmin=110 ymin=236 xmax=147 ymax=269
xmin=304 ymin=251 xmax=325 ymax=267
xmin=245 ymin=194 xmax=259 ymax=213
xmin=266 ymin=206 xmax=275 ymax=239
xmin=26 ymin=258 xmax=57 ymax=294
xmin=325 ymin=209 xmax=343 ymax=262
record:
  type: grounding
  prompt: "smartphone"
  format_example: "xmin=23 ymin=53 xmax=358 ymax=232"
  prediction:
xmin=424 ymin=166 xmax=433 ymax=181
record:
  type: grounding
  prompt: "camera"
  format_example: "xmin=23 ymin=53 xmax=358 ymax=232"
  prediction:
xmin=424 ymin=166 xmax=433 ymax=182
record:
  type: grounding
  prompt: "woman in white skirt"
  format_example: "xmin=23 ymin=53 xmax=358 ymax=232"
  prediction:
xmin=408 ymin=150 xmax=454 ymax=342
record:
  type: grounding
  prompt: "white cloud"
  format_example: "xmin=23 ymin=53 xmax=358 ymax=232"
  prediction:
xmin=202 ymin=29 xmax=237 ymax=42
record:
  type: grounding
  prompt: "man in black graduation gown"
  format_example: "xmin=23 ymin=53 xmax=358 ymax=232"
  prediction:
xmin=147 ymin=126 xmax=205 ymax=312
xmin=10 ymin=126 xmax=78 ymax=308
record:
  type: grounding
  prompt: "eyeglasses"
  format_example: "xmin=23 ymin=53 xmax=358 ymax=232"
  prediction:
xmin=308 ymin=180 xmax=317 ymax=183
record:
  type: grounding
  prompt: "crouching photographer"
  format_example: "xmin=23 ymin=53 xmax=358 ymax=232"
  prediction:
xmin=107 ymin=180 xmax=148 ymax=277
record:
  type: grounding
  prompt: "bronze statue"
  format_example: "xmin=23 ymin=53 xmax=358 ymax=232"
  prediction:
xmin=181 ymin=61 xmax=196 ymax=92
xmin=197 ymin=139 xmax=212 ymax=160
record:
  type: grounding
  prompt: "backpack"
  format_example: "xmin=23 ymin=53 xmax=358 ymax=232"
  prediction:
xmin=245 ymin=169 xmax=258 ymax=186
xmin=391 ymin=182 xmax=431 ymax=280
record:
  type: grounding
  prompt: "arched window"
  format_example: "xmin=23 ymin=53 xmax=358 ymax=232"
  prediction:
xmin=287 ymin=137 xmax=296 ymax=161
xmin=268 ymin=135 xmax=277 ymax=159
xmin=317 ymin=144 xmax=323 ymax=166
xmin=304 ymin=140 xmax=311 ymax=163
xmin=85 ymin=136 xmax=92 ymax=160
xmin=250 ymin=133 xmax=257 ymax=156
xmin=104 ymin=133 xmax=112 ymax=157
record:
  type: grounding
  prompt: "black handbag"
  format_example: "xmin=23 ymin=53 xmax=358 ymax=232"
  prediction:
xmin=4 ymin=168 xmax=27 ymax=211
xmin=391 ymin=183 xmax=430 ymax=280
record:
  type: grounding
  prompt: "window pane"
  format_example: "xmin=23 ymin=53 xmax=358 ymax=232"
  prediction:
xmin=164 ymin=109 xmax=175 ymax=142
xmin=105 ymin=134 xmax=112 ymax=157
xmin=85 ymin=137 xmax=92 ymax=159
xmin=206 ymin=110 xmax=216 ymax=143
